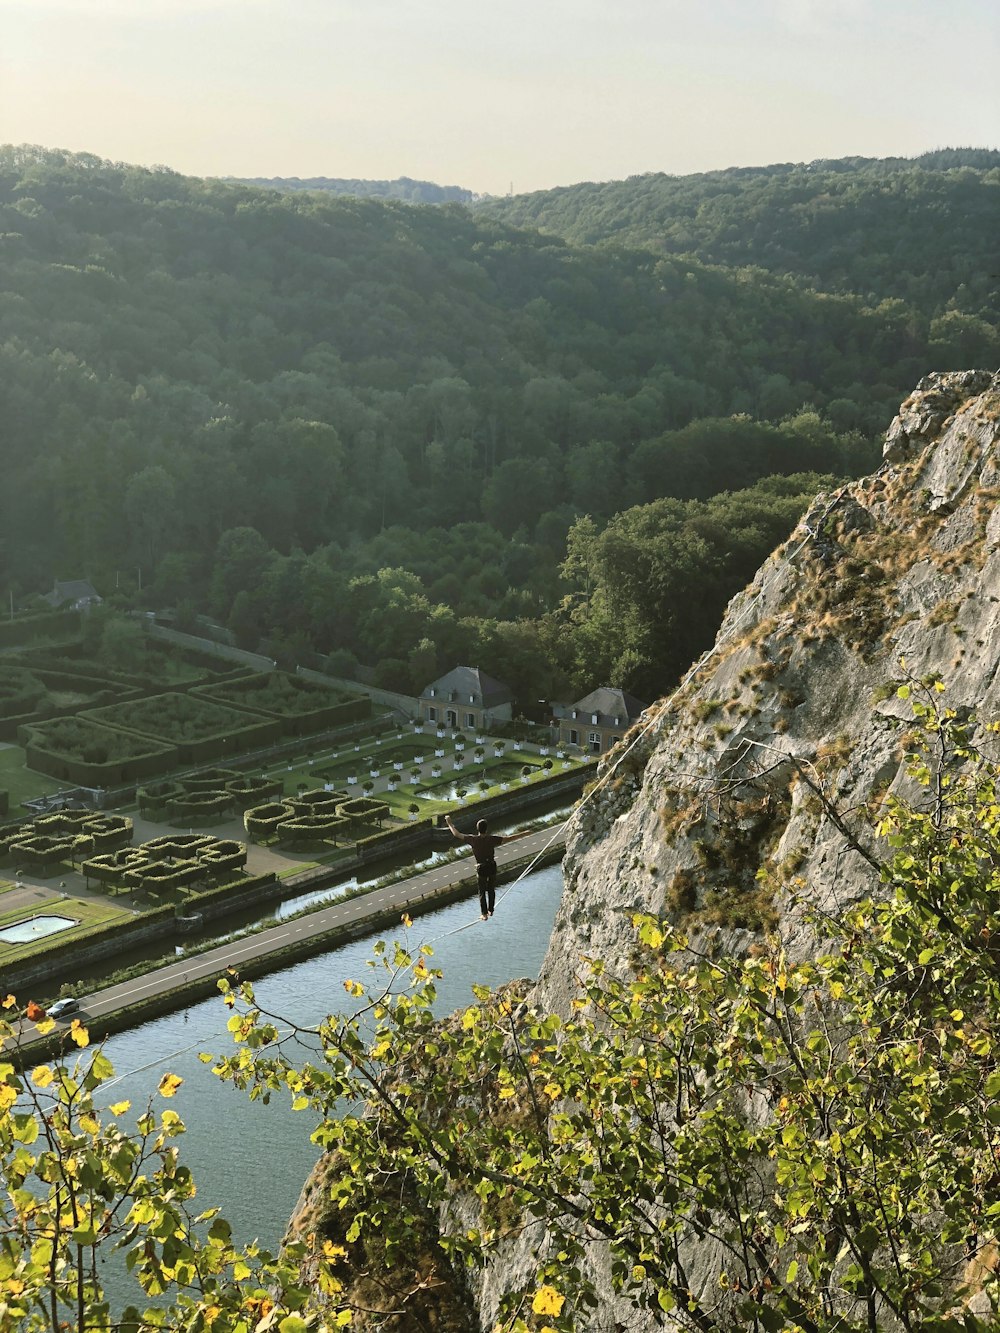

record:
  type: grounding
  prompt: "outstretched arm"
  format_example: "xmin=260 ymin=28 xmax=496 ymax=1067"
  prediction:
xmin=500 ymin=828 xmax=533 ymax=844
xmin=446 ymin=815 xmax=462 ymax=839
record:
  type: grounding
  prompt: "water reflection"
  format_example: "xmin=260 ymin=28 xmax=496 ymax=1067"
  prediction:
xmin=96 ymin=864 xmax=564 ymax=1259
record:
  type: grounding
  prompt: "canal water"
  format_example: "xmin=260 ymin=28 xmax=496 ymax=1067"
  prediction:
xmin=94 ymin=863 xmax=564 ymax=1275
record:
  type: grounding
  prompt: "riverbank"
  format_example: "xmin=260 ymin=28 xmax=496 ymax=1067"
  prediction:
xmin=9 ymin=828 xmax=565 ymax=1061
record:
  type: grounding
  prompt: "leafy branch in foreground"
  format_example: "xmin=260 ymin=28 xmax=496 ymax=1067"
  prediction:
xmin=216 ymin=688 xmax=1000 ymax=1331
xmin=0 ymin=1012 xmax=348 ymax=1331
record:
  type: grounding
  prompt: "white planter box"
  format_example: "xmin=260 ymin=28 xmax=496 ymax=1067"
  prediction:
xmin=539 ymin=747 xmax=549 ymax=756
xmin=393 ymin=761 xmax=403 ymax=771
xmin=347 ymin=775 xmax=357 ymax=785
xmin=454 ymin=759 xmax=464 ymax=770
xmin=387 ymin=780 xmax=397 ymax=791
xmin=435 ymin=747 xmax=445 ymax=758
xmin=514 ymin=741 xmax=522 ymax=751
xmin=493 ymin=747 xmax=504 ymax=758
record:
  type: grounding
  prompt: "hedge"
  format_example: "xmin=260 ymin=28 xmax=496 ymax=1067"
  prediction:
xmin=0 ymin=608 xmax=79 ymax=649
xmin=180 ymin=767 xmax=241 ymax=793
xmin=277 ymin=813 xmax=351 ymax=846
xmin=81 ymin=694 xmax=283 ymax=764
xmin=225 ymin=776 xmax=284 ymax=810
xmin=166 ymin=792 xmax=233 ymax=822
xmin=192 ymin=672 xmax=371 ymax=734
xmin=244 ymin=802 xmax=295 ymax=841
xmin=21 ymin=715 xmax=178 ymax=785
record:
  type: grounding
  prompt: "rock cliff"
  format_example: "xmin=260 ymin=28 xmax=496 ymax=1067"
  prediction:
xmin=472 ymin=368 xmax=1000 ymax=1327
xmin=290 ymin=370 xmax=1000 ymax=1329
xmin=537 ymin=368 xmax=1000 ymax=1012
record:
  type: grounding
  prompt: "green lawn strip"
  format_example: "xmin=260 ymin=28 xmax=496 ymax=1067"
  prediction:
xmin=0 ymin=746 xmax=65 ymax=809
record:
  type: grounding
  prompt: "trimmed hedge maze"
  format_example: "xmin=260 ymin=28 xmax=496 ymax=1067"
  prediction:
xmin=19 ymin=715 xmax=177 ymax=785
xmin=0 ymin=811 xmax=134 ymax=875
xmin=138 ymin=771 xmax=285 ymax=823
xmin=244 ymin=792 xmax=388 ymax=847
xmin=193 ymin=672 xmax=370 ymax=734
xmin=83 ymin=693 xmax=283 ymax=763
xmin=81 ymin=833 xmax=247 ymax=897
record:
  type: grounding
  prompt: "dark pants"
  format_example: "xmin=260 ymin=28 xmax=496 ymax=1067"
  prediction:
xmin=477 ymin=859 xmax=497 ymax=915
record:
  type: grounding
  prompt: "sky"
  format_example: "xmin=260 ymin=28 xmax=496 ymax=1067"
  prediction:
xmin=2 ymin=0 xmax=997 ymax=195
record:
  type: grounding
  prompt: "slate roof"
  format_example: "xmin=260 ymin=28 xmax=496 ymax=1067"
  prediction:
xmin=563 ymin=686 xmax=646 ymax=728
xmin=420 ymin=665 xmax=513 ymax=707
xmin=43 ymin=580 xmax=101 ymax=608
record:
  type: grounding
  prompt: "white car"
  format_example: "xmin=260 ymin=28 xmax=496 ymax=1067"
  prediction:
xmin=47 ymin=997 xmax=81 ymax=1020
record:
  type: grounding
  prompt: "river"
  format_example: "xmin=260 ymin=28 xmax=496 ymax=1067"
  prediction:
xmin=93 ymin=863 xmax=564 ymax=1271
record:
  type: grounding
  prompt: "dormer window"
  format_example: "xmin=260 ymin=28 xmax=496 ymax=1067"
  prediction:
xmin=469 ymin=694 xmax=475 ymax=703
xmin=591 ymin=714 xmax=598 ymax=725
xmin=572 ymin=709 xmax=578 ymax=720
xmin=430 ymin=687 xmax=436 ymax=697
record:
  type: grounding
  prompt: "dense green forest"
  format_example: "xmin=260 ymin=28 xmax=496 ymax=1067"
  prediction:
xmin=480 ymin=150 xmax=1000 ymax=331
xmin=232 ymin=175 xmax=474 ymax=204
xmin=1 ymin=145 xmax=996 ymax=704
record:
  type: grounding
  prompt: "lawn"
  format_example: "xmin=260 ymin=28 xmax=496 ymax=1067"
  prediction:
xmin=0 ymin=880 xmax=131 ymax=966
xmin=0 ymin=744 xmax=65 ymax=810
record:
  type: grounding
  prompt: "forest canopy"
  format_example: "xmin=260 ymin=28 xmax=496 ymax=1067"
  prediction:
xmin=1 ymin=146 xmax=996 ymax=701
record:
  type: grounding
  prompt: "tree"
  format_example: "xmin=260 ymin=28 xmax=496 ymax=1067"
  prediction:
xmin=0 ymin=1010 xmax=346 ymax=1331
xmin=6 ymin=688 xmax=1000 ymax=1330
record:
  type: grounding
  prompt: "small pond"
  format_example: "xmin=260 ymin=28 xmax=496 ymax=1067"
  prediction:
xmin=0 ymin=913 xmax=77 ymax=943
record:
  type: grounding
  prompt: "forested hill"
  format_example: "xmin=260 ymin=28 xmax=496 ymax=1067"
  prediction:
xmin=231 ymin=175 xmax=474 ymax=204
xmin=479 ymin=150 xmax=1000 ymax=328
xmin=2 ymin=145 xmax=998 ymax=704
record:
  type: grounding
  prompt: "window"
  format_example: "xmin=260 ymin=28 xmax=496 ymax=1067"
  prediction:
xmin=469 ymin=694 xmax=475 ymax=703
xmin=430 ymin=687 xmax=436 ymax=697
xmin=466 ymin=712 xmax=475 ymax=727
xmin=588 ymin=731 xmax=601 ymax=750
xmin=591 ymin=714 xmax=598 ymax=725
xmin=570 ymin=729 xmax=579 ymax=745
xmin=428 ymin=706 xmax=437 ymax=721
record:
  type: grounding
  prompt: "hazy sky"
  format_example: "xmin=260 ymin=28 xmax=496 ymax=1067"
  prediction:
xmin=3 ymin=0 xmax=997 ymax=194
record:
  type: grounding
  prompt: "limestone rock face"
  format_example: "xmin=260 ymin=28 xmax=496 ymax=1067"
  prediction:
xmin=470 ymin=369 xmax=1000 ymax=1327
xmin=535 ymin=368 xmax=1000 ymax=1015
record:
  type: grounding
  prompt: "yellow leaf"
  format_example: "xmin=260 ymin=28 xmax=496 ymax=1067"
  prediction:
xmin=401 ymin=912 xmax=413 ymax=928
xmin=498 ymin=1086 xmax=515 ymax=1099
xmin=158 ymin=1072 xmax=183 ymax=1098
xmin=70 ymin=1019 xmax=90 ymax=1048
xmin=532 ymin=1285 xmax=565 ymax=1317
xmin=2 ymin=994 xmax=16 ymax=1009
xmin=31 ymin=1065 xmax=55 ymax=1088
xmin=413 ymin=960 xmax=430 ymax=981
xmin=109 ymin=1100 xmax=131 ymax=1116
xmin=543 ymin=1083 xmax=562 ymax=1099
xmin=78 ymin=1113 xmax=100 ymax=1135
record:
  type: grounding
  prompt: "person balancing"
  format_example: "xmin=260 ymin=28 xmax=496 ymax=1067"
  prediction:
xmin=445 ymin=814 xmax=532 ymax=920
